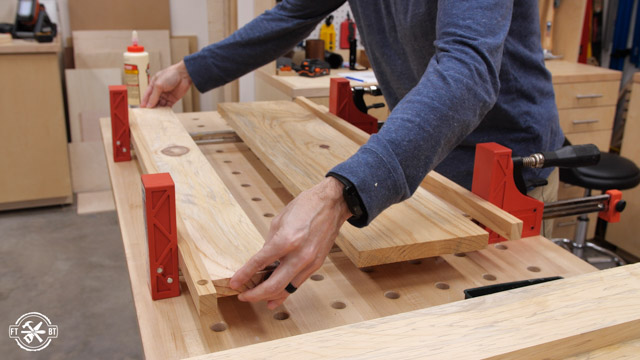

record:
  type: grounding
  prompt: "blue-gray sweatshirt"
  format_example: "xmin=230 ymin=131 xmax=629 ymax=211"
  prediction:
xmin=184 ymin=0 xmax=564 ymax=227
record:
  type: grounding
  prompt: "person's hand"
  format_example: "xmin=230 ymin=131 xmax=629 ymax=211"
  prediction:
xmin=230 ymin=176 xmax=352 ymax=310
xmin=141 ymin=60 xmax=192 ymax=108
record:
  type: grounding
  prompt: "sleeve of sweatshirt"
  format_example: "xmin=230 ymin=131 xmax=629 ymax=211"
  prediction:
xmin=330 ymin=0 xmax=514 ymax=227
xmin=184 ymin=0 xmax=345 ymax=93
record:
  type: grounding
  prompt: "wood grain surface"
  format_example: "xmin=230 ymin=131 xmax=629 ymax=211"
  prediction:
xmin=294 ymin=96 xmax=523 ymax=241
xmin=129 ymin=108 xmax=265 ymax=311
xmin=219 ymin=101 xmax=488 ymax=267
xmin=192 ymin=263 xmax=640 ymax=360
xmin=101 ymin=113 xmax=599 ymax=359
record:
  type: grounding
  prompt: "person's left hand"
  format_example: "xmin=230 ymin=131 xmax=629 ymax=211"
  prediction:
xmin=229 ymin=176 xmax=351 ymax=310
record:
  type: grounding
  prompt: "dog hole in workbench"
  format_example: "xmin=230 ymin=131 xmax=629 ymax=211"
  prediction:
xmin=495 ymin=244 xmax=508 ymax=250
xmin=216 ymin=149 xmax=224 ymax=153
xmin=331 ymin=301 xmax=347 ymax=309
xmin=310 ymin=274 xmax=324 ymax=281
xmin=360 ymin=267 xmax=374 ymax=273
xmin=483 ymin=274 xmax=497 ymax=281
xmin=197 ymin=279 xmax=208 ymax=285
xmin=263 ymin=213 xmax=275 ymax=218
xmin=232 ymin=171 xmax=241 ymax=175
xmin=454 ymin=253 xmax=466 ymax=257
xmin=435 ymin=282 xmax=450 ymax=290
xmin=241 ymin=183 xmax=251 ymax=187
xmin=224 ymin=160 xmax=232 ymax=163
xmin=527 ymin=266 xmax=541 ymax=273
xmin=273 ymin=311 xmax=290 ymax=320
xmin=210 ymin=322 xmax=228 ymax=332
xmin=198 ymin=124 xmax=205 ymax=128
xmin=384 ymin=291 xmax=400 ymax=299
xmin=251 ymin=197 xmax=262 ymax=202
xmin=408 ymin=259 xmax=422 ymax=265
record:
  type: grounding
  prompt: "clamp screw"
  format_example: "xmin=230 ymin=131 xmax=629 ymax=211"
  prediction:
xmin=123 ymin=148 xmax=128 ymax=152
xmin=156 ymin=267 xmax=163 ymax=274
xmin=167 ymin=277 xmax=174 ymax=284
xmin=116 ymin=140 xmax=121 ymax=145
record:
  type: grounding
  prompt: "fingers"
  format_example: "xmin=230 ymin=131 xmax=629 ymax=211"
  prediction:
xmin=144 ymin=79 xmax=164 ymax=109
xmin=140 ymin=76 xmax=156 ymax=108
xmin=230 ymin=244 xmax=282 ymax=292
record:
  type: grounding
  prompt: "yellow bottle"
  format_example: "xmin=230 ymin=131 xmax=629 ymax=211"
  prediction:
xmin=320 ymin=15 xmax=336 ymax=51
xmin=123 ymin=30 xmax=150 ymax=107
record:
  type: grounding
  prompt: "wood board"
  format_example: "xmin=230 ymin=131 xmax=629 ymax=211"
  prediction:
xmin=65 ymin=68 xmax=122 ymax=142
xmin=68 ymin=0 xmax=170 ymax=31
xmin=129 ymin=108 xmax=266 ymax=311
xmin=219 ymin=101 xmax=488 ymax=267
xmin=294 ymin=96 xmax=523 ymax=241
xmin=101 ymin=113 xmax=599 ymax=358
xmin=192 ymin=263 xmax=640 ymax=360
xmin=77 ymin=190 xmax=116 ymax=215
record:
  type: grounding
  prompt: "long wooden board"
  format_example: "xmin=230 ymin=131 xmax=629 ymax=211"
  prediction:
xmin=294 ymin=96 xmax=523 ymax=241
xmin=190 ymin=263 xmax=640 ymax=360
xmin=219 ymin=101 xmax=488 ymax=267
xmin=129 ymin=108 xmax=265 ymax=312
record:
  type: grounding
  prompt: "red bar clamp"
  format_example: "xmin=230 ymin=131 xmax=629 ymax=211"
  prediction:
xmin=329 ymin=77 xmax=378 ymax=134
xmin=600 ymin=189 xmax=623 ymax=223
xmin=472 ymin=143 xmax=544 ymax=243
xmin=109 ymin=85 xmax=131 ymax=162
xmin=142 ymin=173 xmax=180 ymax=300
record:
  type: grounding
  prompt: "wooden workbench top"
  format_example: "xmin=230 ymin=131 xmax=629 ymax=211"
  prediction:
xmin=0 ymin=36 xmax=61 ymax=54
xmin=100 ymin=110 xmax=607 ymax=359
xmin=545 ymin=60 xmax=622 ymax=84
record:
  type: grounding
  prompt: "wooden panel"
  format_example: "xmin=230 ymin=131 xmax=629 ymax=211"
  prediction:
xmin=294 ymin=97 xmax=522 ymax=241
xmin=189 ymin=263 xmax=640 ymax=360
xmin=102 ymin=113 xmax=599 ymax=359
xmin=551 ymin=0 xmax=586 ymax=62
xmin=565 ymin=130 xmax=612 ymax=151
xmin=546 ymin=60 xmax=622 ymax=84
xmin=68 ymin=0 xmax=170 ymax=31
xmin=0 ymin=53 xmax=72 ymax=205
xmin=553 ymin=81 xmax=620 ymax=109
xmin=77 ymin=190 xmax=115 ymax=215
xmin=0 ymin=36 xmax=61 ymax=54
xmin=68 ymin=141 xmax=111 ymax=193
xmin=65 ymin=68 xmax=122 ymax=142
xmin=171 ymin=36 xmax=200 ymax=113
xmin=608 ymin=74 xmax=640 ymax=258
xmin=558 ymin=106 xmax=616 ymax=134
xmin=219 ymin=101 xmax=488 ymax=267
xmin=207 ymin=0 xmax=239 ymax=105
xmin=129 ymin=108 xmax=265 ymax=305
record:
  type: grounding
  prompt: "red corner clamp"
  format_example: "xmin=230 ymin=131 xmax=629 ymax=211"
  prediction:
xmin=109 ymin=85 xmax=131 ymax=162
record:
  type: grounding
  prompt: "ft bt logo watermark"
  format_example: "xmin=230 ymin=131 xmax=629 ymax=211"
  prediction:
xmin=9 ymin=312 xmax=58 ymax=352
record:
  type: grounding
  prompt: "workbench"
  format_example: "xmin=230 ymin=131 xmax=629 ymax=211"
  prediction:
xmin=101 ymin=104 xmax=640 ymax=359
xmin=0 ymin=37 xmax=72 ymax=210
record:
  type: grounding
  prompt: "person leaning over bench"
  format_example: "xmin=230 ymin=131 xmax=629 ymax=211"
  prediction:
xmin=142 ymin=0 xmax=563 ymax=310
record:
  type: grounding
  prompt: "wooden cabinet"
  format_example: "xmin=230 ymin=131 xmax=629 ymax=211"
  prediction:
xmin=607 ymin=72 xmax=640 ymax=258
xmin=0 ymin=38 xmax=72 ymax=210
xmin=546 ymin=60 xmax=622 ymax=240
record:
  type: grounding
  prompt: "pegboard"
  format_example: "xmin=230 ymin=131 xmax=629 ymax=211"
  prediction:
xmin=306 ymin=3 xmax=363 ymax=49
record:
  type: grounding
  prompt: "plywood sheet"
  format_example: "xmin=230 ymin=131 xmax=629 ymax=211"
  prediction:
xmin=68 ymin=141 xmax=111 ymax=193
xmin=129 ymin=108 xmax=264 ymax=297
xmin=171 ymin=36 xmax=195 ymax=113
xmin=68 ymin=0 xmax=170 ymax=31
xmin=77 ymin=190 xmax=115 ymax=215
xmin=65 ymin=68 xmax=121 ymax=142
xmin=219 ymin=101 xmax=488 ymax=267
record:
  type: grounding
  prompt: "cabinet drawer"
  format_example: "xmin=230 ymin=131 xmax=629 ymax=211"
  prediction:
xmin=551 ymin=213 xmax=597 ymax=241
xmin=558 ymin=106 xmax=615 ymax=134
xmin=565 ymin=130 xmax=612 ymax=151
xmin=554 ymin=81 xmax=619 ymax=109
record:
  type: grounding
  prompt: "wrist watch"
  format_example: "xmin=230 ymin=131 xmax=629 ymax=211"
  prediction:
xmin=326 ymin=172 xmax=364 ymax=220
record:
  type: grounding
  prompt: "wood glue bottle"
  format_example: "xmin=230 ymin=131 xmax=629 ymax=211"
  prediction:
xmin=123 ymin=30 xmax=149 ymax=107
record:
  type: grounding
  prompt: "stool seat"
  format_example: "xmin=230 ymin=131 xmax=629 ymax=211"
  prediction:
xmin=560 ymin=152 xmax=640 ymax=191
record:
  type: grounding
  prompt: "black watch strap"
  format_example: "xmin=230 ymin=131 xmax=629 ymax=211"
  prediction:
xmin=327 ymin=172 xmax=365 ymax=220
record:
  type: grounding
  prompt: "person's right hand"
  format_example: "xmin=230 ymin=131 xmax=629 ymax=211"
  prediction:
xmin=141 ymin=60 xmax=193 ymax=108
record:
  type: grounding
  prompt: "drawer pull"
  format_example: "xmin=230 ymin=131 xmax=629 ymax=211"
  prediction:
xmin=576 ymin=94 xmax=603 ymax=99
xmin=557 ymin=220 xmax=578 ymax=227
xmin=572 ymin=119 xmax=600 ymax=125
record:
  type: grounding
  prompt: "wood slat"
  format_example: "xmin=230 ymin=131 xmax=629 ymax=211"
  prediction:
xmin=295 ymin=97 xmax=523 ymax=241
xmin=129 ymin=108 xmax=265 ymax=312
xmin=219 ymin=101 xmax=488 ymax=267
xmin=188 ymin=263 xmax=640 ymax=360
